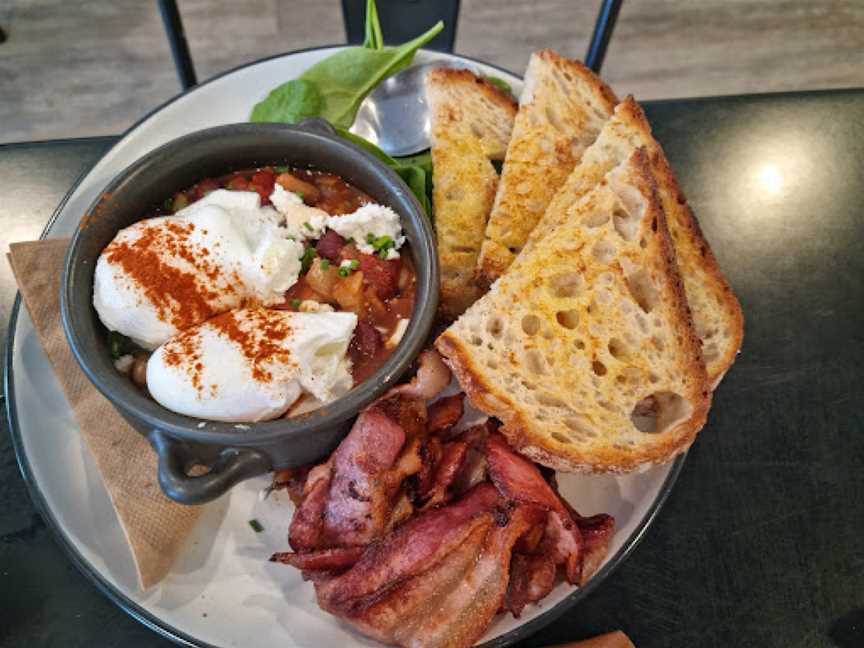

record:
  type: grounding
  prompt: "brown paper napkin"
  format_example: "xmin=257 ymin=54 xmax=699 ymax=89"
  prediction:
xmin=8 ymin=238 xmax=203 ymax=590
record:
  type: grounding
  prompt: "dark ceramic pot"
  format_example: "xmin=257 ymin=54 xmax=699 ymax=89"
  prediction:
xmin=61 ymin=120 xmax=438 ymax=505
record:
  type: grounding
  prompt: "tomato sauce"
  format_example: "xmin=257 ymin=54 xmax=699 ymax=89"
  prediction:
xmin=169 ymin=165 xmax=417 ymax=390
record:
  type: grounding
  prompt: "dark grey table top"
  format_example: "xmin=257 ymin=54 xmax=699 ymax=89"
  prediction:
xmin=2 ymin=90 xmax=863 ymax=648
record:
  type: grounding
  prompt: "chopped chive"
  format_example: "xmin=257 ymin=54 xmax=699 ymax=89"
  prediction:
xmin=290 ymin=298 xmax=302 ymax=308
xmin=303 ymin=221 xmax=313 ymax=232
xmin=274 ymin=165 xmax=291 ymax=173
xmin=295 ymin=191 xmax=305 ymax=200
xmin=248 ymin=519 xmax=264 ymax=533
xmin=300 ymin=247 xmax=317 ymax=273
xmin=320 ymin=259 xmax=330 ymax=270
xmin=349 ymin=259 xmax=359 ymax=270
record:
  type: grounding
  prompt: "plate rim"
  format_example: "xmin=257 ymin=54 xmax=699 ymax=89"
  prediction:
xmin=4 ymin=44 xmax=687 ymax=648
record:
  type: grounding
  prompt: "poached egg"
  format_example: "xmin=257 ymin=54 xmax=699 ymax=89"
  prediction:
xmin=93 ymin=190 xmax=304 ymax=349
xmin=146 ymin=308 xmax=357 ymax=422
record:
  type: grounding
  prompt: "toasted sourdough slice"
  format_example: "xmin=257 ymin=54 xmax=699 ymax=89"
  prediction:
xmin=525 ymin=96 xmax=743 ymax=387
xmin=475 ymin=49 xmax=618 ymax=286
xmin=427 ymin=68 xmax=518 ymax=318
xmin=436 ymin=149 xmax=710 ymax=473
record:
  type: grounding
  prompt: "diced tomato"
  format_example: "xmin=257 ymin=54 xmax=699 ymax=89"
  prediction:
xmin=358 ymin=254 xmax=401 ymax=300
xmin=316 ymin=229 xmax=347 ymax=261
xmin=250 ymin=169 xmax=276 ymax=203
xmin=192 ymin=178 xmax=220 ymax=200
xmin=226 ymin=174 xmax=250 ymax=191
xmin=283 ymin=277 xmax=325 ymax=305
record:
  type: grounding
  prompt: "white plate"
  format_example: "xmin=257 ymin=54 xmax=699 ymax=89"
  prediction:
xmin=6 ymin=47 xmax=684 ymax=648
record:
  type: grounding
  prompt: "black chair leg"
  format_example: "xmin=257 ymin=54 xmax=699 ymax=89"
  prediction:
xmin=158 ymin=0 xmax=198 ymax=90
xmin=585 ymin=0 xmax=623 ymax=73
xmin=0 ymin=25 xmax=7 ymax=44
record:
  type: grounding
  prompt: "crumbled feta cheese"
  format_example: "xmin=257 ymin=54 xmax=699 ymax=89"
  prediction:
xmin=270 ymin=184 xmax=328 ymax=240
xmin=327 ymin=204 xmax=404 ymax=259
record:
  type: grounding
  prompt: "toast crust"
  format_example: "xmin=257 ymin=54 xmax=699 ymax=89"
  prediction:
xmin=437 ymin=150 xmax=710 ymax=473
xmin=475 ymin=50 xmax=618 ymax=287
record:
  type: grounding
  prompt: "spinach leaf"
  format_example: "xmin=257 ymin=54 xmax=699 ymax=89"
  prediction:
xmin=396 ymin=151 xmax=432 ymax=174
xmin=250 ymin=79 xmax=322 ymax=124
xmin=395 ymin=164 xmax=432 ymax=216
xmin=484 ymin=75 xmax=513 ymax=96
xmin=363 ymin=0 xmax=384 ymax=50
xmin=336 ymin=127 xmax=433 ymax=217
xmin=296 ymin=21 xmax=442 ymax=129
xmin=336 ymin=127 xmax=399 ymax=165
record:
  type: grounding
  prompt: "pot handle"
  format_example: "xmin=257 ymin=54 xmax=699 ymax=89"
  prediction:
xmin=149 ymin=430 xmax=271 ymax=505
xmin=296 ymin=117 xmax=337 ymax=136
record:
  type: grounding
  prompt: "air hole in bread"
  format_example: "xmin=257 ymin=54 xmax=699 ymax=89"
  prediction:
xmin=545 ymin=106 xmax=563 ymax=131
xmin=703 ymin=344 xmax=719 ymax=362
xmin=537 ymin=392 xmax=565 ymax=408
xmin=469 ymin=122 xmax=485 ymax=139
xmin=551 ymin=432 xmax=571 ymax=444
xmin=649 ymin=373 xmax=660 ymax=384
xmin=564 ymin=416 xmax=594 ymax=437
xmin=445 ymin=188 xmax=465 ymax=201
xmin=521 ymin=314 xmax=541 ymax=335
xmin=583 ymin=211 xmax=609 ymax=228
xmin=587 ymin=300 xmax=599 ymax=316
xmin=630 ymin=392 xmax=692 ymax=434
xmin=592 ymin=360 xmax=607 ymax=376
xmin=592 ymin=240 xmax=616 ymax=264
xmin=575 ymin=339 xmax=586 ymax=350
xmin=470 ymin=335 xmax=482 ymax=346
xmin=612 ymin=205 xmax=640 ymax=241
xmin=626 ymin=270 xmax=659 ymax=313
xmin=486 ymin=317 xmax=504 ymax=338
xmin=640 ymin=237 xmax=647 ymax=249
xmin=651 ymin=336 xmax=665 ymax=352
xmin=599 ymin=400 xmax=616 ymax=412
xmin=608 ymin=337 xmax=627 ymax=360
xmin=548 ymin=272 xmax=582 ymax=298
xmin=526 ymin=350 xmax=546 ymax=375
xmin=556 ymin=309 xmax=579 ymax=330
xmin=486 ymin=359 xmax=498 ymax=370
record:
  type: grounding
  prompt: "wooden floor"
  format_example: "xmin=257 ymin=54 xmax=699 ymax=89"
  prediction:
xmin=1 ymin=0 xmax=863 ymax=144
